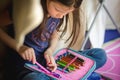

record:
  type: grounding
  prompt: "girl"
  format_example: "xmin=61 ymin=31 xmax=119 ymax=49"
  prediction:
xmin=0 ymin=0 xmax=107 ymax=80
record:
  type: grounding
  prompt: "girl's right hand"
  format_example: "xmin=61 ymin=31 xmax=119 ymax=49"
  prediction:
xmin=17 ymin=45 xmax=36 ymax=64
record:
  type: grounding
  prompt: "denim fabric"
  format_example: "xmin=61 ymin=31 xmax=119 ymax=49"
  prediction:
xmin=80 ymin=48 xmax=107 ymax=69
xmin=87 ymin=72 xmax=101 ymax=80
xmin=81 ymin=48 xmax=107 ymax=80
xmin=22 ymin=72 xmax=56 ymax=80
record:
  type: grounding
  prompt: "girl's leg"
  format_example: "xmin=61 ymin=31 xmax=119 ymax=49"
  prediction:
xmin=22 ymin=72 xmax=54 ymax=80
xmin=80 ymin=48 xmax=107 ymax=80
xmin=80 ymin=48 xmax=107 ymax=69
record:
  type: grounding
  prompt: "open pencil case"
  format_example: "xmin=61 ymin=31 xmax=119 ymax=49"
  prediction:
xmin=24 ymin=48 xmax=96 ymax=80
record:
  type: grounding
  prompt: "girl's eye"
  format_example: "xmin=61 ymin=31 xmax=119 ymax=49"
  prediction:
xmin=55 ymin=7 xmax=64 ymax=13
xmin=55 ymin=7 xmax=60 ymax=12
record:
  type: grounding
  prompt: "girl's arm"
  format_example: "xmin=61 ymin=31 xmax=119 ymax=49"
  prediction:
xmin=49 ymin=30 xmax=60 ymax=52
xmin=0 ymin=9 xmax=17 ymax=50
xmin=0 ymin=28 xmax=18 ymax=51
xmin=44 ymin=30 xmax=60 ymax=72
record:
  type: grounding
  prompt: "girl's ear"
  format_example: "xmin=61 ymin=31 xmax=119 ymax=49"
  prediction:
xmin=13 ymin=0 xmax=43 ymax=49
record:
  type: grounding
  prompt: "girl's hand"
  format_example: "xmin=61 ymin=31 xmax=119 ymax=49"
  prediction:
xmin=44 ymin=48 xmax=57 ymax=72
xmin=17 ymin=45 xmax=36 ymax=64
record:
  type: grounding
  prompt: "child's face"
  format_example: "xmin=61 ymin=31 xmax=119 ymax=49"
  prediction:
xmin=47 ymin=1 xmax=74 ymax=18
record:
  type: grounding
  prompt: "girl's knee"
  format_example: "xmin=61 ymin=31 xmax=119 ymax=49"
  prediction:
xmin=92 ymin=48 xmax=107 ymax=69
xmin=97 ymin=48 xmax=107 ymax=63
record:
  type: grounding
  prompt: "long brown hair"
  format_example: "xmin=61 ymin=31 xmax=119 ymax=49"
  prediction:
xmin=40 ymin=0 xmax=85 ymax=48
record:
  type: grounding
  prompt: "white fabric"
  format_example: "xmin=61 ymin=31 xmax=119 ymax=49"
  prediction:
xmin=104 ymin=0 xmax=120 ymax=29
xmin=85 ymin=0 xmax=106 ymax=48
xmin=86 ymin=0 xmax=120 ymax=48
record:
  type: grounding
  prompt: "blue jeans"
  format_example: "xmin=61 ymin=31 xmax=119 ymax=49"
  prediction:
xmin=80 ymin=48 xmax=107 ymax=69
xmin=22 ymin=48 xmax=107 ymax=80
xmin=22 ymin=72 xmax=54 ymax=80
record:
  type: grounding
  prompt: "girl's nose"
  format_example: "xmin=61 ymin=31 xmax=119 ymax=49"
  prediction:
xmin=56 ymin=12 xmax=67 ymax=18
xmin=56 ymin=14 xmax=64 ymax=18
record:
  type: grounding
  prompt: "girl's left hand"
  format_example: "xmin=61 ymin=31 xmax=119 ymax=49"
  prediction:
xmin=44 ymin=48 xmax=57 ymax=72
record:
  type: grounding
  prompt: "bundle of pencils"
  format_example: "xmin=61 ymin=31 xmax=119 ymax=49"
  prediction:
xmin=56 ymin=52 xmax=84 ymax=73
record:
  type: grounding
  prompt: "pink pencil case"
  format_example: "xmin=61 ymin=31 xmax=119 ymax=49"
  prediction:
xmin=24 ymin=48 xmax=96 ymax=80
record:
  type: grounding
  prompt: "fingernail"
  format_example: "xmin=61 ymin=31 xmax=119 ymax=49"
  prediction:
xmin=48 ymin=62 xmax=51 ymax=64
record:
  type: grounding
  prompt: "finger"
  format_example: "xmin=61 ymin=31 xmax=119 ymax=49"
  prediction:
xmin=21 ymin=53 xmax=26 ymax=60
xmin=32 ymin=51 xmax=36 ymax=64
xmin=50 ymin=57 xmax=57 ymax=72
xmin=24 ymin=51 xmax=29 ymax=60
xmin=47 ymin=57 xmax=57 ymax=72
xmin=28 ymin=50 xmax=32 ymax=61
xmin=47 ymin=58 xmax=53 ymax=66
xmin=52 ymin=64 xmax=57 ymax=72
xmin=47 ymin=64 xmax=57 ymax=72
xmin=44 ymin=54 xmax=50 ymax=64
xmin=26 ymin=50 xmax=32 ymax=61
xmin=49 ymin=55 xmax=55 ymax=66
